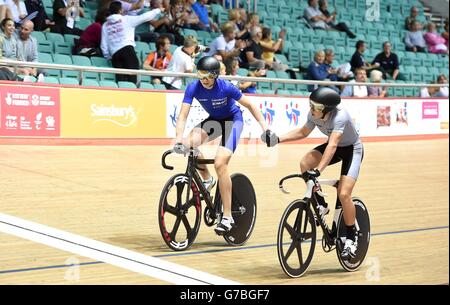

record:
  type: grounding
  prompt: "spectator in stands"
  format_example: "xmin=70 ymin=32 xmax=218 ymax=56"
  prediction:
xmin=324 ymin=48 xmax=351 ymax=82
xmin=367 ymin=70 xmax=387 ymax=97
xmin=420 ymin=82 xmax=439 ymax=97
xmin=101 ymin=1 xmax=163 ymax=83
xmin=260 ymin=27 xmax=289 ymax=71
xmin=304 ymin=0 xmax=332 ymax=30
xmin=322 ymin=49 xmax=339 ymax=79
xmin=24 ymin=0 xmax=55 ymax=32
xmin=74 ymin=8 xmax=109 ymax=57
xmin=224 ymin=56 xmax=240 ymax=87
xmin=318 ymin=0 xmax=355 ymax=38
xmin=424 ymin=22 xmax=449 ymax=54
xmin=442 ymin=19 xmax=449 ymax=48
xmin=405 ymin=6 xmax=422 ymax=31
xmin=238 ymin=67 xmax=261 ymax=94
xmin=53 ymin=0 xmax=85 ymax=35
xmin=181 ymin=0 xmax=201 ymax=30
xmin=350 ymin=40 xmax=377 ymax=73
xmin=15 ymin=19 xmax=43 ymax=79
xmin=5 ymin=0 xmax=28 ymax=26
xmin=404 ymin=21 xmax=427 ymax=53
xmin=238 ymin=25 xmax=266 ymax=71
xmin=120 ymin=0 xmax=145 ymax=16
xmin=101 ymin=0 xmax=145 ymax=15
xmin=0 ymin=17 xmax=33 ymax=76
xmin=162 ymin=35 xmax=198 ymax=89
xmin=144 ymin=0 xmax=172 ymax=44
xmin=228 ymin=8 xmax=240 ymax=33
xmin=143 ymin=35 xmax=172 ymax=85
xmin=0 ymin=3 xmax=13 ymax=24
xmin=155 ymin=0 xmax=187 ymax=45
xmin=306 ymin=50 xmax=327 ymax=92
xmin=225 ymin=57 xmax=264 ymax=94
xmin=236 ymin=12 xmax=258 ymax=41
xmin=237 ymin=7 xmax=247 ymax=30
xmin=191 ymin=0 xmax=217 ymax=32
xmin=204 ymin=21 xmax=243 ymax=62
xmin=372 ymin=41 xmax=406 ymax=81
xmin=436 ymin=74 xmax=448 ymax=97
xmin=341 ymin=68 xmax=368 ymax=97
xmin=0 ymin=17 xmax=18 ymax=62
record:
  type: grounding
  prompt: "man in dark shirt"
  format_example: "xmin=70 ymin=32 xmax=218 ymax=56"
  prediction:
xmin=239 ymin=25 xmax=265 ymax=70
xmin=24 ymin=0 xmax=56 ymax=32
xmin=53 ymin=0 xmax=85 ymax=35
xmin=372 ymin=41 xmax=406 ymax=81
xmin=350 ymin=40 xmax=377 ymax=73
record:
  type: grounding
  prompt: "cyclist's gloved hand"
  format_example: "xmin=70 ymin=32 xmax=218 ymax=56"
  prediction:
xmin=303 ymin=169 xmax=321 ymax=181
xmin=261 ymin=129 xmax=279 ymax=147
xmin=173 ymin=142 xmax=187 ymax=154
xmin=307 ymin=169 xmax=321 ymax=178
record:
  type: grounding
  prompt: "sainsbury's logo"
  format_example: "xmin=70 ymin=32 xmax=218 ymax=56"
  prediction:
xmin=91 ymin=104 xmax=138 ymax=127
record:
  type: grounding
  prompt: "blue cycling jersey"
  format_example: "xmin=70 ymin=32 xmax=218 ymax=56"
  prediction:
xmin=182 ymin=79 xmax=243 ymax=120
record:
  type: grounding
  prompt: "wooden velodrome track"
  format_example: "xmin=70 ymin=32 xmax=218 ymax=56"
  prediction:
xmin=0 ymin=137 xmax=448 ymax=284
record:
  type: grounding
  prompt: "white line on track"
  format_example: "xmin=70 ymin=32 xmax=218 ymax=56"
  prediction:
xmin=0 ymin=213 xmax=240 ymax=285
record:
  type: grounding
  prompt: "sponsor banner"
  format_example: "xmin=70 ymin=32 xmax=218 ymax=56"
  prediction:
xmin=166 ymin=94 xmax=449 ymax=138
xmin=61 ymin=88 xmax=166 ymax=138
xmin=0 ymin=84 xmax=60 ymax=137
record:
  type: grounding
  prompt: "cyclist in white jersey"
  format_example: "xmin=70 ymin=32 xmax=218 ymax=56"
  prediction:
xmin=262 ymin=87 xmax=364 ymax=260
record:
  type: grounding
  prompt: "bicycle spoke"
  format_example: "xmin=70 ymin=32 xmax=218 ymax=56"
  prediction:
xmin=181 ymin=215 xmax=193 ymax=235
xmin=302 ymin=209 xmax=309 ymax=234
xmin=296 ymin=242 xmax=304 ymax=266
xmin=284 ymin=240 xmax=298 ymax=261
xmin=294 ymin=208 xmax=304 ymax=233
xmin=284 ymin=223 xmax=296 ymax=238
xmin=171 ymin=216 xmax=182 ymax=239
xmin=176 ymin=182 xmax=186 ymax=206
xmin=163 ymin=198 xmax=178 ymax=215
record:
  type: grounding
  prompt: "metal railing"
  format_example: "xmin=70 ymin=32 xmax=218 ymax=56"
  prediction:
xmin=1 ymin=59 xmax=448 ymax=89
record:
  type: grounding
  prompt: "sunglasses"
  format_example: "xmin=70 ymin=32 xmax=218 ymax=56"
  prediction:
xmin=309 ymin=100 xmax=325 ymax=112
xmin=197 ymin=70 xmax=217 ymax=80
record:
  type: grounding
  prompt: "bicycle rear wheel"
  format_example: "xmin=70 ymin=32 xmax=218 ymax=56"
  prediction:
xmin=158 ymin=174 xmax=202 ymax=251
xmin=223 ymin=173 xmax=257 ymax=246
xmin=277 ymin=199 xmax=316 ymax=278
xmin=336 ymin=197 xmax=371 ymax=271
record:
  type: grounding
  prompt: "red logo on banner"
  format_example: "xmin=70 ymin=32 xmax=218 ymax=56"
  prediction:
xmin=0 ymin=86 xmax=60 ymax=136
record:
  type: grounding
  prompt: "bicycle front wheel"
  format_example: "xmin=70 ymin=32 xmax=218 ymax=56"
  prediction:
xmin=158 ymin=174 xmax=202 ymax=251
xmin=277 ymin=199 xmax=316 ymax=278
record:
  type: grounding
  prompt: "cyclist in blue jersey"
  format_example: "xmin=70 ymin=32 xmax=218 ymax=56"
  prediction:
xmin=173 ymin=56 xmax=278 ymax=234
xmin=262 ymin=87 xmax=364 ymax=260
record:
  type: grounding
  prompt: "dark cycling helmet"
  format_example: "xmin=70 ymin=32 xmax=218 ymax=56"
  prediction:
xmin=197 ymin=56 xmax=220 ymax=77
xmin=309 ymin=87 xmax=341 ymax=116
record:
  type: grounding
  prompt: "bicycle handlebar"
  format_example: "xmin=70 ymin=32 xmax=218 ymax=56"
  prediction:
xmin=278 ymin=174 xmax=303 ymax=194
xmin=162 ymin=150 xmax=174 ymax=170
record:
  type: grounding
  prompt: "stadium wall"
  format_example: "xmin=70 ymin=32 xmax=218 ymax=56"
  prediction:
xmin=0 ymin=83 xmax=448 ymax=142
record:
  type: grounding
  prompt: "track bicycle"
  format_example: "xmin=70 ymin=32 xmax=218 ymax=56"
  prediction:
xmin=277 ymin=173 xmax=370 ymax=277
xmin=159 ymin=147 xmax=257 ymax=251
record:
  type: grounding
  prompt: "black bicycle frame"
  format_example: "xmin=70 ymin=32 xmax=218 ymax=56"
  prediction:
xmin=307 ymin=190 xmax=342 ymax=247
xmin=183 ymin=151 xmax=223 ymax=220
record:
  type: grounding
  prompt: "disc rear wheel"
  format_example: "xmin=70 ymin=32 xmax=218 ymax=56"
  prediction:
xmin=222 ymin=174 xmax=257 ymax=246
